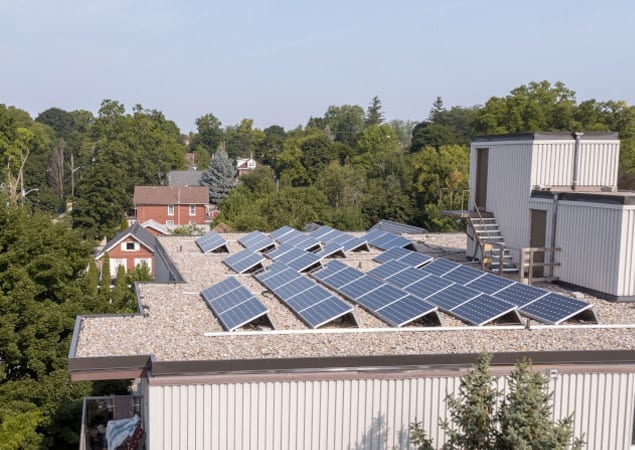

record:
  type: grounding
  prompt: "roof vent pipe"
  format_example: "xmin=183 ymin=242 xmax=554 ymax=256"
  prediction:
xmin=572 ymin=132 xmax=584 ymax=190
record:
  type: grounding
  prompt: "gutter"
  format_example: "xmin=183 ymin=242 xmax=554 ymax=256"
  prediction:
xmin=572 ymin=132 xmax=584 ymax=190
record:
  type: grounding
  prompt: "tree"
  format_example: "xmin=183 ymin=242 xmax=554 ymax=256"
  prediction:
xmin=320 ymin=104 xmax=365 ymax=147
xmin=409 ymin=353 xmax=584 ymax=450
xmin=195 ymin=113 xmax=223 ymax=152
xmin=365 ymin=96 xmax=384 ymax=127
xmin=201 ymin=148 xmax=236 ymax=203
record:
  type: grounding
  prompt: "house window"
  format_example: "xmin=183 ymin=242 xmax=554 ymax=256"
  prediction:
xmin=110 ymin=258 xmax=127 ymax=278
xmin=189 ymin=204 xmax=196 ymax=216
xmin=134 ymin=258 xmax=152 ymax=272
xmin=247 ymin=159 xmax=256 ymax=168
xmin=167 ymin=204 xmax=174 ymax=216
xmin=122 ymin=241 xmax=139 ymax=252
xmin=166 ymin=220 xmax=174 ymax=226
xmin=189 ymin=220 xmax=196 ymax=225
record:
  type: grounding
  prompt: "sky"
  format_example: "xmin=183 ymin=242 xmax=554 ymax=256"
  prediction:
xmin=1 ymin=0 xmax=634 ymax=133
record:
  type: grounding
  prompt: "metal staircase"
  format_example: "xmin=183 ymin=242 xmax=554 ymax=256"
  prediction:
xmin=468 ymin=215 xmax=517 ymax=273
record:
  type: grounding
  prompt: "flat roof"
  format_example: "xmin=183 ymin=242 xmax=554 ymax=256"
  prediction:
xmin=473 ymin=132 xmax=619 ymax=142
xmin=69 ymin=232 xmax=635 ymax=378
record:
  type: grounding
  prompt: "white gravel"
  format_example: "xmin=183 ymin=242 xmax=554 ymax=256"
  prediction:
xmin=75 ymin=232 xmax=635 ymax=361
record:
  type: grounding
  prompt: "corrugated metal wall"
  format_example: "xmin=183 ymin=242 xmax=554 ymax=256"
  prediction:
xmin=531 ymin=140 xmax=619 ymax=188
xmin=555 ymin=201 xmax=624 ymax=296
xmin=146 ymin=371 xmax=635 ymax=450
xmin=618 ymin=207 xmax=635 ymax=297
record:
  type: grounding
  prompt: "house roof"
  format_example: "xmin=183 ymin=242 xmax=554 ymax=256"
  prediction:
xmin=71 ymin=231 xmax=635 ymax=380
xmin=167 ymin=170 xmax=204 ymax=187
xmin=97 ymin=224 xmax=157 ymax=258
xmin=473 ymin=132 xmax=619 ymax=143
xmin=236 ymin=158 xmax=257 ymax=170
xmin=133 ymin=186 xmax=208 ymax=205
xmin=140 ymin=220 xmax=170 ymax=235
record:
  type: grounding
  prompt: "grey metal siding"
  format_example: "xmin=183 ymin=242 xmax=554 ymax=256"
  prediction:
xmin=145 ymin=372 xmax=635 ymax=450
xmin=618 ymin=207 xmax=635 ymax=297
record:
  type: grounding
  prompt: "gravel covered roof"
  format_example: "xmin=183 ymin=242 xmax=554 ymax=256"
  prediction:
xmin=74 ymin=232 xmax=635 ymax=362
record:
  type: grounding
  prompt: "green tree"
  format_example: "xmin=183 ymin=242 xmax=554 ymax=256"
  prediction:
xmin=111 ymin=265 xmax=128 ymax=310
xmin=365 ymin=95 xmax=384 ymax=126
xmin=300 ymin=132 xmax=337 ymax=182
xmin=201 ymin=148 xmax=236 ymax=203
xmin=317 ymin=104 xmax=365 ymax=147
xmin=195 ymin=113 xmax=223 ymax=152
xmin=100 ymin=253 xmax=111 ymax=302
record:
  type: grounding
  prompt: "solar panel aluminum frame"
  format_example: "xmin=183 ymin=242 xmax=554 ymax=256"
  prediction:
xmin=450 ymin=294 xmax=522 ymax=326
xmin=217 ymin=298 xmax=270 ymax=331
xmin=195 ymin=232 xmax=228 ymax=254
xmin=298 ymin=297 xmax=355 ymax=329
xmin=374 ymin=295 xmax=440 ymax=327
xmin=518 ymin=293 xmax=597 ymax=325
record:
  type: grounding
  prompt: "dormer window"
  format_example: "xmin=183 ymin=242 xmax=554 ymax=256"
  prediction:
xmin=122 ymin=241 xmax=140 ymax=252
xmin=247 ymin=160 xmax=256 ymax=168
xmin=168 ymin=204 xmax=174 ymax=216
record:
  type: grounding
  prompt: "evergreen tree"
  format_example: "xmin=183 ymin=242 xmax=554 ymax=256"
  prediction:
xmin=111 ymin=265 xmax=128 ymax=310
xmin=365 ymin=96 xmax=384 ymax=126
xmin=86 ymin=259 xmax=99 ymax=299
xmin=100 ymin=253 xmax=111 ymax=302
xmin=200 ymin=148 xmax=236 ymax=203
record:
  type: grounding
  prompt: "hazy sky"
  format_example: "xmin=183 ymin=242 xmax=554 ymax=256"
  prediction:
xmin=1 ymin=0 xmax=633 ymax=133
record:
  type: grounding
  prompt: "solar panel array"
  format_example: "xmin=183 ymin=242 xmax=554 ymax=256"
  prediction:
xmin=312 ymin=261 xmax=441 ymax=327
xmin=270 ymin=226 xmax=322 ymax=251
xmin=370 ymin=219 xmax=426 ymax=235
xmin=385 ymin=256 xmax=597 ymax=325
xmin=255 ymin=263 xmax=355 ymax=328
xmin=373 ymin=246 xmax=432 ymax=268
xmin=309 ymin=225 xmax=370 ymax=252
xmin=314 ymin=242 xmax=345 ymax=259
xmin=266 ymin=245 xmax=322 ymax=272
xmin=238 ymin=231 xmax=276 ymax=252
xmin=201 ymin=278 xmax=270 ymax=331
xmin=362 ymin=229 xmax=413 ymax=250
xmin=223 ymin=249 xmax=265 ymax=273
xmin=195 ymin=231 xmax=228 ymax=254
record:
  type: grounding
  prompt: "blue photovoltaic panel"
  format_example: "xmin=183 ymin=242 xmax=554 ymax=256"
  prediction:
xmin=373 ymin=247 xmax=411 ymax=264
xmin=385 ymin=267 xmax=427 ymax=289
xmin=339 ymin=275 xmax=384 ymax=300
xmin=274 ymin=276 xmax=315 ymax=300
xmin=341 ymin=236 xmax=368 ymax=251
xmin=399 ymin=252 xmax=433 ymax=268
xmin=260 ymin=268 xmax=301 ymax=290
xmin=287 ymin=253 xmax=322 ymax=272
xmin=201 ymin=277 xmax=242 ymax=302
xmin=376 ymin=295 xmax=437 ymax=327
xmin=370 ymin=219 xmax=425 ymax=235
xmin=405 ymin=274 xmax=453 ymax=300
xmin=270 ymin=225 xmax=296 ymax=240
xmin=314 ymin=243 xmax=344 ymax=259
xmin=226 ymin=252 xmax=264 ymax=273
xmin=317 ymin=229 xmax=341 ymax=243
xmin=300 ymin=296 xmax=352 ymax=328
xmin=442 ymin=265 xmax=487 ymax=285
xmin=370 ymin=232 xmax=412 ymax=250
xmin=217 ymin=297 xmax=269 ymax=331
xmin=266 ymin=244 xmax=295 ymax=260
xmin=283 ymin=233 xmax=320 ymax=251
xmin=276 ymin=228 xmax=303 ymax=241
xmin=356 ymin=284 xmax=406 ymax=310
xmin=311 ymin=260 xmax=348 ymax=281
xmin=420 ymin=258 xmax=460 ymax=276
xmin=239 ymin=231 xmax=275 ymax=251
xmin=309 ymin=225 xmax=335 ymax=239
xmin=519 ymin=293 xmax=592 ymax=324
xmin=451 ymin=294 xmax=518 ymax=326
xmin=321 ymin=267 xmax=364 ymax=289
xmin=195 ymin=231 xmax=227 ymax=253
xmin=224 ymin=248 xmax=255 ymax=266
xmin=424 ymin=284 xmax=481 ymax=311
xmin=465 ymin=273 xmax=515 ymax=295
xmin=210 ymin=287 xmax=254 ymax=314
xmin=253 ymin=262 xmax=288 ymax=283
xmin=286 ymin=285 xmax=332 ymax=311
xmin=493 ymin=283 xmax=548 ymax=307
xmin=367 ymin=260 xmax=410 ymax=281
xmin=362 ymin=229 xmax=387 ymax=245
xmin=276 ymin=247 xmax=306 ymax=265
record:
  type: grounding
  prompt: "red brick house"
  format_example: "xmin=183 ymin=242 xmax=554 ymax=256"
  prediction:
xmin=96 ymin=224 xmax=157 ymax=279
xmin=236 ymin=157 xmax=258 ymax=177
xmin=133 ymin=186 xmax=208 ymax=226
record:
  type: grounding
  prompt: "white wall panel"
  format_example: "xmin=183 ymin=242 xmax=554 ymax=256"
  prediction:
xmin=555 ymin=202 xmax=624 ymax=296
xmin=618 ymin=207 xmax=635 ymax=297
xmin=145 ymin=371 xmax=635 ymax=450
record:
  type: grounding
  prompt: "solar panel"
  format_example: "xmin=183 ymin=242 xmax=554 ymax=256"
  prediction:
xmin=370 ymin=219 xmax=425 ymax=235
xmin=311 ymin=260 xmax=348 ymax=281
xmin=465 ymin=273 xmax=515 ymax=295
xmin=320 ymin=267 xmax=364 ymax=289
xmin=493 ymin=283 xmax=548 ymax=307
xmin=270 ymin=225 xmax=296 ymax=240
xmin=273 ymin=276 xmax=315 ymax=300
xmin=370 ymin=232 xmax=412 ymax=250
xmin=217 ymin=298 xmax=269 ymax=331
xmin=318 ymin=229 xmax=342 ymax=243
xmin=451 ymin=294 xmax=518 ymax=326
xmin=373 ymin=247 xmax=411 ymax=264
xmin=442 ymin=265 xmax=487 ymax=285
xmin=201 ymin=277 xmax=242 ymax=301
xmin=224 ymin=248 xmax=255 ymax=266
xmin=405 ymin=274 xmax=453 ymax=300
xmin=238 ymin=231 xmax=275 ymax=252
xmin=201 ymin=279 xmax=269 ymax=331
xmin=286 ymin=285 xmax=332 ymax=311
xmin=419 ymin=258 xmax=460 ymax=276
xmin=424 ymin=284 xmax=481 ymax=311
xmin=375 ymin=295 xmax=437 ymax=327
xmin=384 ymin=267 xmax=427 ymax=289
xmin=283 ymin=233 xmax=320 ymax=251
xmin=399 ymin=252 xmax=433 ymax=268
xmin=341 ymin=236 xmax=369 ymax=252
xmin=519 ymin=293 xmax=593 ymax=324
xmin=309 ymin=225 xmax=334 ymax=239
xmin=276 ymin=247 xmax=307 ymax=265
xmin=314 ymin=243 xmax=344 ymax=259
xmin=287 ymin=253 xmax=322 ymax=272
xmin=339 ymin=275 xmax=384 ymax=300
xmin=224 ymin=251 xmax=265 ymax=273
xmin=367 ymin=260 xmax=410 ymax=281
xmin=356 ymin=284 xmax=406 ymax=310
xmin=300 ymin=296 xmax=352 ymax=328
xmin=259 ymin=268 xmax=301 ymax=290
xmin=195 ymin=232 xmax=228 ymax=253
xmin=266 ymin=244 xmax=295 ymax=260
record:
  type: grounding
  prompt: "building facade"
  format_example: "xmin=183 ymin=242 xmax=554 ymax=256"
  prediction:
xmin=134 ymin=186 xmax=208 ymax=227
